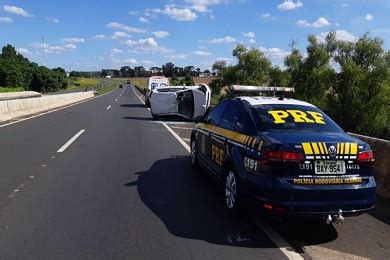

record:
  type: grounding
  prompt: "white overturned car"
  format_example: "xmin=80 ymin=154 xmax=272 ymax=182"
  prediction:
xmin=150 ymin=84 xmax=211 ymax=120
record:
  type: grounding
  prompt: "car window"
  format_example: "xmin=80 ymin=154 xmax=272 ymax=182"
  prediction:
xmin=205 ymin=99 xmax=229 ymax=126
xmin=254 ymin=104 xmax=344 ymax=133
xmin=220 ymin=100 xmax=240 ymax=131
xmin=235 ymin=105 xmax=257 ymax=135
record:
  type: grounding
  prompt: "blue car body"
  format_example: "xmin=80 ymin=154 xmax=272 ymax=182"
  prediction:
xmin=191 ymin=96 xmax=376 ymax=218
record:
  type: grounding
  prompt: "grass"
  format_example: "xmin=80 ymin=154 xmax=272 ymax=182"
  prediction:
xmin=0 ymin=87 xmax=25 ymax=93
xmin=96 ymin=79 xmax=122 ymax=95
xmin=67 ymin=78 xmax=102 ymax=91
xmin=131 ymin=78 xmax=148 ymax=91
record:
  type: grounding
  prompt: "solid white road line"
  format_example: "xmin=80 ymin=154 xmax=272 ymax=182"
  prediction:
xmin=57 ymin=129 xmax=86 ymax=153
xmin=132 ymin=82 xmax=303 ymax=259
xmin=106 ymin=105 xmax=112 ymax=110
xmin=161 ymin=122 xmax=191 ymax=153
xmin=254 ymin=219 xmax=304 ymax=260
xmin=132 ymin=86 xmax=151 ymax=111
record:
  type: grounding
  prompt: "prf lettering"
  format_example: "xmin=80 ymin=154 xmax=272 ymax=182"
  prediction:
xmin=268 ymin=110 xmax=325 ymax=124
xmin=211 ymin=144 xmax=224 ymax=166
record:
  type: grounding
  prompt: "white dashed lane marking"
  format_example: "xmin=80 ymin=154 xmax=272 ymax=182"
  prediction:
xmin=57 ymin=129 xmax=86 ymax=153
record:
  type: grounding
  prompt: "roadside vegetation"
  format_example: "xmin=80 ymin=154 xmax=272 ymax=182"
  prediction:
xmin=210 ymin=32 xmax=390 ymax=140
xmin=0 ymin=45 xmax=68 ymax=93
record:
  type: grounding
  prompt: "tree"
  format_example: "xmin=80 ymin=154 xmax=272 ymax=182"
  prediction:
xmin=162 ymin=62 xmax=175 ymax=77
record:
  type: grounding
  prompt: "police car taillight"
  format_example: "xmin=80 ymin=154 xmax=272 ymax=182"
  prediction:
xmin=267 ymin=151 xmax=304 ymax=162
xmin=357 ymin=150 xmax=374 ymax=165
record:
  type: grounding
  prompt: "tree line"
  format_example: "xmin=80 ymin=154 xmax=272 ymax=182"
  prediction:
xmin=210 ymin=32 xmax=389 ymax=140
xmin=102 ymin=64 xmax=211 ymax=78
xmin=0 ymin=45 xmax=68 ymax=93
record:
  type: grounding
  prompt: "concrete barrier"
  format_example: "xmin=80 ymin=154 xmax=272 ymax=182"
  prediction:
xmin=349 ymin=133 xmax=390 ymax=199
xmin=0 ymin=91 xmax=95 ymax=123
xmin=0 ymin=91 xmax=42 ymax=101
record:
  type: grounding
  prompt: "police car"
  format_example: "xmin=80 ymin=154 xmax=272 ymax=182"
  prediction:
xmin=190 ymin=85 xmax=376 ymax=223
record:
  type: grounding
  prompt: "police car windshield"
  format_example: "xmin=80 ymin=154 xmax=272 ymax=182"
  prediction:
xmin=253 ymin=104 xmax=344 ymax=133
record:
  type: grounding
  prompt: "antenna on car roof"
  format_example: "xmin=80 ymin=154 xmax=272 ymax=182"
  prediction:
xmin=228 ymin=85 xmax=295 ymax=99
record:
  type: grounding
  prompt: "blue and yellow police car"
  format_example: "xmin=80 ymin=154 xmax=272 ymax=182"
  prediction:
xmin=190 ymin=85 xmax=376 ymax=223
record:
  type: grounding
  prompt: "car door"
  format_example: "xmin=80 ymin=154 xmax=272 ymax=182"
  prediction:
xmin=198 ymin=100 xmax=229 ymax=173
xmin=211 ymin=100 xmax=242 ymax=175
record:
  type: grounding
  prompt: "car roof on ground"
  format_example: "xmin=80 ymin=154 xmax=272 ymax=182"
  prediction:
xmin=237 ymin=96 xmax=316 ymax=107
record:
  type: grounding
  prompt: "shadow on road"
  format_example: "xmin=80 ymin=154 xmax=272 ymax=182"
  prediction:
xmin=122 ymin=116 xmax=153 ymax=121
xmin=120 ymin=104 xmax=145 ymax=108
xmin=124 ymin=155 xmax=338 ymax=248
xmin=368 ymin=197 xmax=390 ymax=225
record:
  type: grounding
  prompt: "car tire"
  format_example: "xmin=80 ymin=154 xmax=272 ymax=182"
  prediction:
xmin=223 ymin=169 xmax=241 ymax=216
xmin=190 ymin=138 xmax=198 ymax=168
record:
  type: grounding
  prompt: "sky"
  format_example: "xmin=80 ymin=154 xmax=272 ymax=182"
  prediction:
xmin=1 ymin=0 xmax=390 ymax=71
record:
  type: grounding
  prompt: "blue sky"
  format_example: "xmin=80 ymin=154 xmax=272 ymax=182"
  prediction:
xmin=1 ymin=0 xmax=389 ymax=71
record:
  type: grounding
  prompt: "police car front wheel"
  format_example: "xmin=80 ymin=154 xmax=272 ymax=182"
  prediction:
xmin=190 ymin=139 xmax=198 ymax=167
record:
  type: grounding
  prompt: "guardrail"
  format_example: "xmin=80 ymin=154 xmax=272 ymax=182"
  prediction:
xmin=349 ymin=133 xmax=390 ymax=199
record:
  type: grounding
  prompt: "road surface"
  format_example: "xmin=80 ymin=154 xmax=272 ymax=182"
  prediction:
xmin=0 ymin=84 xmax=389 ymax=259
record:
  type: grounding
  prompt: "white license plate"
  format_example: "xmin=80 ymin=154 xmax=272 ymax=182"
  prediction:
xmin=314 ymin=161 xmax=346 ymax=174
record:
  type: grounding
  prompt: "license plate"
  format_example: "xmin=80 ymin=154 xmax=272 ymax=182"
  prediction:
xmin=314 ymin=161 xmax=346 ymax=174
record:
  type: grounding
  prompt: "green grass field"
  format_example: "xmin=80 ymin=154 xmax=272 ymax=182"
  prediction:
xmin=67 ymin=78 xmax=102 ymax=91
xmin=0 ymin=87 xmax=25 ymax=93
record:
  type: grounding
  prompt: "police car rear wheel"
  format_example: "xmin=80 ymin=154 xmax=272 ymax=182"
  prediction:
xmin=224 ymin=170 xmax=240 ymax=214
xmin=190 ymin=140 xmax=198 ymax=167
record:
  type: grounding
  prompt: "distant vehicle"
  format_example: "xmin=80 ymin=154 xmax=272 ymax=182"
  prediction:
xmin=190 ymin=85 xmax=376 ymax=224
xmin=119 ymin=84 xmax=123 ymax=88
xmin=127 ymin=80 xmax=131 ymax=84
xmin=145 ymin=76 xmax=169 ymax=107
xmin=150 ymin=84 xmax=211 ymax=120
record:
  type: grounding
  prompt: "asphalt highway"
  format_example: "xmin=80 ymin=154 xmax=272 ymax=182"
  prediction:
xmin=0 ymin=85 xmax=389 ymax=259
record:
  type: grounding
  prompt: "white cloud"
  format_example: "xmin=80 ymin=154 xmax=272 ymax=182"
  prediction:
xmin=317 ymin=30 xmax=357 ymax=42
xmin=112 ymin=31 xmax=130 ymax=39
xmin=185 ymin=0 xmax=226 ymax=13
xmin=334 ymin=22 xmax=340 ymax=26
xmin=91 ymin=34 xmax=107 ymax=40
xmin=111 ymin=48 xmax=123 ymax=54
xmin=139 ymin=17 xmax=149 ymax=23
xmin=125 ymin=58 xmax=138 ymax=64
xmin=17 ymin=48 xmax=30 ymax=55
xmin=277 ymin=1 xmax=303 ymax=11
xmin=63 ymin=44 xmax=77 ymax=49
xmin=248 ymin=39 xmax=256 ymax=44
xmin=106 ymin=22 xmax=147 ymax=33
xmin=243 ymin=32 xmax=255 ymax=38
xmin=365 ymin=14 xmax=373 ymax=21
xmin=341 ymin=3 xmax=350 ymax=8
xmin=194 ymin=50 xmax=212 ymax=56
xmin=3 ymin=5 xmax=32 ymax=17
xmin=261 ymin=13 xmax=271 ymax=18
xmin=61 ymin=38 xmax=85 ymax=44
xmin=125 ymin=37 xmax=171 ymax=54
xmin=128 ymin=11 xmax=139 ymax=16
xmin=33 ymin=42 xmax=75 ymax=54
xmin=46 ymin=17 xmax=59 ymax=23
xmin=165 ymin=54 xmax=188 ymax=59
xmin=312 ymin=17 xmax=330 ymax=28
xmin=153 ymin=5 xmax=198 ymax=21
xmin=297 ymin=17 xmax=330 ymax=28
xmin=259 ymin=46 xmax=290 ymax=59
xmin=152 ymin=31 xmax=170 ymax=38
xmin=0 ymin=17 xmax=13 ymax=23
xmin=296 ymin=20 xmax=310 ymax=27
xmin=216 ymin=57 xmax=233 ymax=64
xmin=208 ymin=36 xmax=236 ymax=44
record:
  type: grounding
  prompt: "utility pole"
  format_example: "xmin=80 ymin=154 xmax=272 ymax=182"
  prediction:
xmin=42 ymin=37 xmax=46 ymax=66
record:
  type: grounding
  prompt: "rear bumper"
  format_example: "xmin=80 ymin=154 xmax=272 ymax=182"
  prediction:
xmin=241 ymin=175 xmax=376 ymax=217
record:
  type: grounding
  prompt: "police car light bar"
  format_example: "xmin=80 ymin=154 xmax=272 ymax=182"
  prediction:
xmin=230 ymin=85 xmax=295 ymax=93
